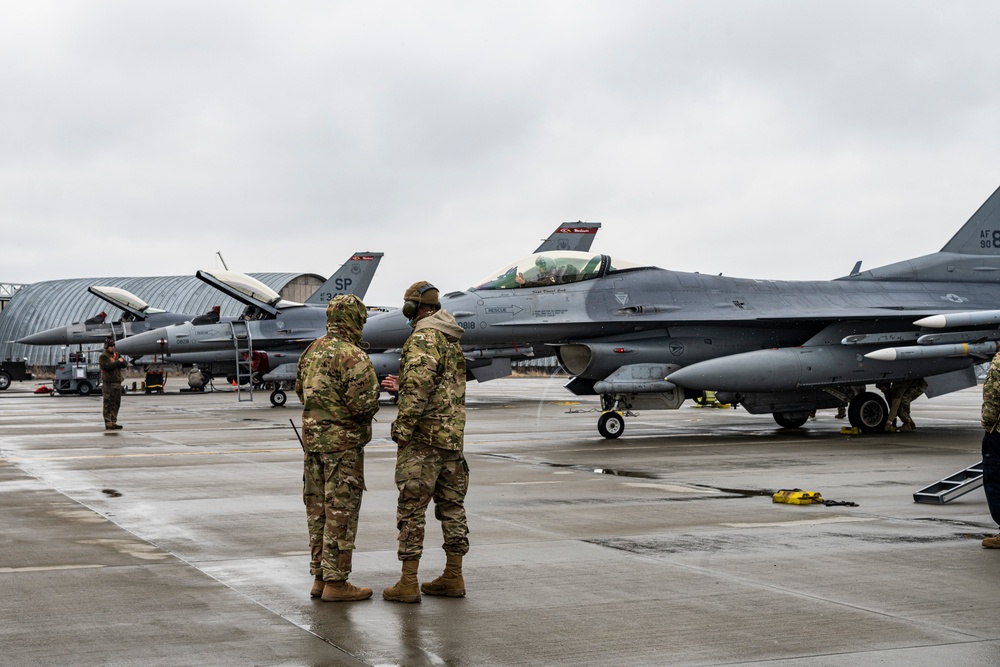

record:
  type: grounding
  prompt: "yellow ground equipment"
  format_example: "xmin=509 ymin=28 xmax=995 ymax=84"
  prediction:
xmin=771 ymin=489 xmax=858 ymax=507
xmin=772 ymin=489 xmax=824 ymax=505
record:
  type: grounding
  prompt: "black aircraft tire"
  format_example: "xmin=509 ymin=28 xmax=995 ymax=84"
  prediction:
xmin=0 ymin=371 xmax=10 ymax=391
xmin=848 ymin=391 xmax=888 ymax=433
xmin=598 ymin=412 xmax=625 ymax=439
xmin=77 ymin=381 xmax=93 ymax=397
xmin=270 ymin=389 xmax=287 ymax=407
xmin=773 ymin=413 xmax=808 ymax=429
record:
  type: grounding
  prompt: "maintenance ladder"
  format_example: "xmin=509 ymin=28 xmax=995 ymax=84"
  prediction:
xmin=913 ymin=461 xmax=983 ymax=504
xmin=230 ymin=320 xmax=253 ymax=402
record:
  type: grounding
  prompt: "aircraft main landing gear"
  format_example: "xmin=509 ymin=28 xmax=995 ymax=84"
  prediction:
xmin=847 ymin=391 xmax=888 ymax=433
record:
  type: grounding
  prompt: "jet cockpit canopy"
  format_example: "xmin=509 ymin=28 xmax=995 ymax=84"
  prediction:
xmin=473 ymin=251 xmax=643 ymax=290
xmin=201 ymin=270 xmax=282 ymax=306
xmin=196 ymin=269 xmax=304 ymax=318
xmin=88 ymin=285 xmax=166 ymax=320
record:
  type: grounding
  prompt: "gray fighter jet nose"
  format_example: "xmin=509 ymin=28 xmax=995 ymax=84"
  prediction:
xmin=17 ymin=327 xmax=71 ymax=346
xmin=115 ymin=328 xmax=171 ymax=356
xmin=363 ymin=309 xmax=412 ymax=349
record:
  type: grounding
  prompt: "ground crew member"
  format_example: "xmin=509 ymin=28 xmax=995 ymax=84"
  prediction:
xmin=98 ymin=338 xmax=127 ymax=430
xmin=981 ymin=354 xmax=1000 ymax=548
xmin=294 ymin=295 xmax=380 ymax=601
xmin=883 ymin=379 xmax=928 ymax=432
xmin=382 ymin=281 xmax=469 ymax=603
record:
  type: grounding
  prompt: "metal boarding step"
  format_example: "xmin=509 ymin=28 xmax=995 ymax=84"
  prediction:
xmin=913 ymin=461 xmax=983 ymax=504
xmin=110 ymin=322 xmax=126 ymax=341
xmin=230 ymin=320 xmax=253 ymax=402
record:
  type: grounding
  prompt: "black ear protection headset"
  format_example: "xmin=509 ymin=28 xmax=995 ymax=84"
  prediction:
xmin=402 ymin=282 xmax=440 ymax=320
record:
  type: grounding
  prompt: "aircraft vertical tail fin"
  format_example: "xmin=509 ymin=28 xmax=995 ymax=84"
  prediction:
xmin=534 ymin=222 xmax=601 ymax=253
xmin=305 ymin=252 xmax=384 ymax=304
xmin=940 ymin=184 xmax=1000 ymax=256
xmin=841 ymin=182 xmax=1000 ymax=282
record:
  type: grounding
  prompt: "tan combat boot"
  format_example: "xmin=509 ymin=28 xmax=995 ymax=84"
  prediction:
xmin=382 ymin=560 xmax=421 ymax=603
xmin=310 ymin=576 xmax=325 ymax=598
xmin=421 ymin=554 xmax=465 ymax=597
xmin=320 ymin=551 xmax=372 ymax=601
xmin=321 ymin=580 xmax=373 ymax=601
xmin=983 ymin=534 xmax=1000 ymax=549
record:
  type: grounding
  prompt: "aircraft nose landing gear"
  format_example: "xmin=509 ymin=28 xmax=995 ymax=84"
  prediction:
xmin=597 ymin=395 xmax=637 ymax=439
xmin=598 ymin=411 xmax=625 ymax=439
xmin=270 ymin=389 xmax=287 ymax=407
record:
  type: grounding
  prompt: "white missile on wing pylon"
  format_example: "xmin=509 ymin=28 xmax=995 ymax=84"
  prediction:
xmin=865 ymin=340 xmax=1000 ymax=362
xmin=914 ymin=310 xmax=1000 ymax=329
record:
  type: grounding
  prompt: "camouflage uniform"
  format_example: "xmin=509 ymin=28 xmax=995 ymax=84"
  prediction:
xmin=981 ymin=354 xmax=1000 ymax=527
xmin=98 ymin=346 xmax=128 ymax=428
xmin=294 ymin=295 xmax=379 ymax=582
xmin=390 ymin=309 xmax=469 ymax=561
xmin=885 ymin=378 xmax=928 ymax=430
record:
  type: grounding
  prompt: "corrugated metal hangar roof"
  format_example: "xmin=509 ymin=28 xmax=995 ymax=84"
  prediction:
xmin=0 ymin=272 xmax=323 ymax=366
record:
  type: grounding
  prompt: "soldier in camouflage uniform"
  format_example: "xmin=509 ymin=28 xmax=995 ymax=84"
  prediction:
xmin=883 ymin=378 xmax=928 ymax=432
xmin=382 ymin=281 xmax=469 ymax=603
xmin=294 ymin=294 xmax=380 ymax=601
xmin=98 ymin=338 xmax=128 ymax=430
xmin=981 ymin=353 xmax=1000 ymax=548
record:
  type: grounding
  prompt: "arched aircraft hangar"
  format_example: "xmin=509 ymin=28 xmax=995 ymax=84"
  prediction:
xmin=0 ymin=272 xmax=323 ymax=367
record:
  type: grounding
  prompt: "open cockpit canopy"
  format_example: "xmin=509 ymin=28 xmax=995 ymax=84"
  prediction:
xmin=88 ymin=286 xmax=166 ymax=318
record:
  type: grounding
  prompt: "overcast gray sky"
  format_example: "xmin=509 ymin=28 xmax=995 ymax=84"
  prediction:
xmin=3 ymin=1 xmax=1000 ymax=307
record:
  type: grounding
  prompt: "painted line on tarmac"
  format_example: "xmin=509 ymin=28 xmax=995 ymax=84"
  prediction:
xmin=3 ymin=441 xmax=406 ymax=462
xmin=721 ymin=517 xmax=877 ymax=528
xmin=496 ymin=480 xmax=565 ymax=485
xmin=624 ymin=482 xmax=725 ymax=494
xmin=0 ymin=564 xmax=106 ymax=573
xmin=2 ymin=448 xmax=300 ymax=462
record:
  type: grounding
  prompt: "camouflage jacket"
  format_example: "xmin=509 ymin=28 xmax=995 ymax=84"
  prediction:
xmin=391 ymin=309 xmax=467 ymax=451
xmin=983 ymin=353 xmax=1000 ymax=431
xmin=99 ymin=350 xmax=128 ymax=385
xmin=295 ymin=295 xmax=380 ymax=453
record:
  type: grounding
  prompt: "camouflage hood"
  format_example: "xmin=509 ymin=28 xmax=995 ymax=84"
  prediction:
xmin=412 ymin=309 xmax=465 ymax=341
xmin=325 ymin=294 xmax=367 ymax=344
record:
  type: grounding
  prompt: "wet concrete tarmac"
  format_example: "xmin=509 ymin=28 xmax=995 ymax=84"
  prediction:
xmin=2 ymin=377 xmax=999 ymax=666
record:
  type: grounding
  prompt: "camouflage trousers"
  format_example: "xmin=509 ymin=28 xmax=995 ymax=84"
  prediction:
xmin=983 ymin=431 xmax=1000 ymax=527
xmin=887 ymin=381 xmax=925 ymax=427
xmin=394 ymin=443 xmax=469 ymax=561
xmin=102 ymin=385 xmax=122 ymax=427
xmin=303 ymin=447 xmax=366 ymax=581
